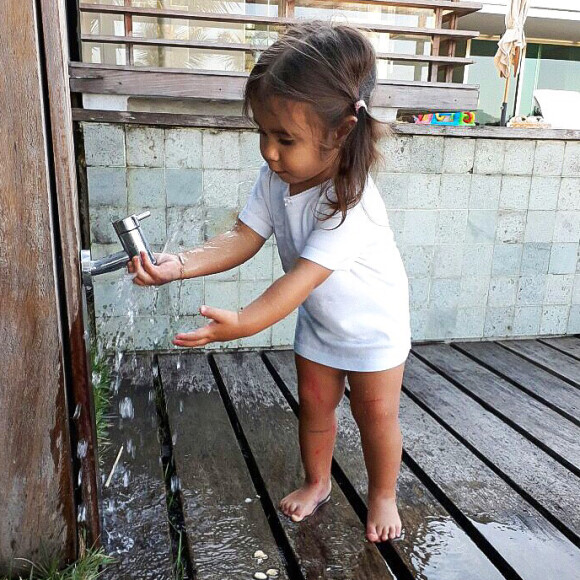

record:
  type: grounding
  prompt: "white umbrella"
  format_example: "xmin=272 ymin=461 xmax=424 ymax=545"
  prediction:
xmin=493 ymin=0 xmax=530 ymax=125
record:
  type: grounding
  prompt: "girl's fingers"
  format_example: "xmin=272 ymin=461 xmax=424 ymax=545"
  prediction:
xmin=140 ymin=251 xmax=158 ymax=277
xmin=132 ymin=255 xmax=155 ymax=285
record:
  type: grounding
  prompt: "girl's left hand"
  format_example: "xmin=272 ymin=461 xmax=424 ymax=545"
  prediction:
xmin=172 ymin=305 xmax=244 ymax=347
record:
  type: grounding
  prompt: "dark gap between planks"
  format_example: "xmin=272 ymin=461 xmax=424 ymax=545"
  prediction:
xmin=207 ymin=354 xmax=305 ymax=580
xmin=400 ymin=382 xmax=580 ymax=550
xmin=449 ymin=343 xmax=580 ymax=428
xmin=152 ymin=354 xmax=196 ymax=579
xmin=496 ymin=341 xmax=580 ymax=390
xmin=411 ymin=348 xmax=580 ymax=479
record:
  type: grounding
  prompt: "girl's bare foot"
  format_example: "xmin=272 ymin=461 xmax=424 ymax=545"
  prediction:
xmin=366 ymin=493 xmax=402 ymax=542
xmin=279 ymin=480 xmax=332 ymax=522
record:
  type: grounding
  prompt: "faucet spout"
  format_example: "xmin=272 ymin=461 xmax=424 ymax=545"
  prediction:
xmin=87 ymin=250 xmax=129 ymax=277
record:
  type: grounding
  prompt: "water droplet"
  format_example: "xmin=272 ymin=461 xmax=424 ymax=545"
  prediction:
xmin=123 ymin=471 xmax=130 ymax=488
xmin=78 ymin=468 xmax=83 ymax=487
xmin=245 ymin=498 xmax=252 ymax=503
xmin=126 ymin=438 xmax=135 ymax=458
xmin=77 ymin=440 xmax=88 ymax=459
xmin=73 ymin=404 xmax=82 ymax=420
xmin=119 ymin=397 xmax=134 ymax=419
xmin=77 ymin=504 xmax=87 ymax=523
xmin=170 ymin=475 xmax=181 ymax=493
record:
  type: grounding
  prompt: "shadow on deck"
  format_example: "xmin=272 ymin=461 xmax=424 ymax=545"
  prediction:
xmin=99 ymin=337 xmax=580 ymax=579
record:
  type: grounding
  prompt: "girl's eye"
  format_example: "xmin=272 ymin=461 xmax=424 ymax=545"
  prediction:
xmin=279 ymin=139 xmax=294 ymax=146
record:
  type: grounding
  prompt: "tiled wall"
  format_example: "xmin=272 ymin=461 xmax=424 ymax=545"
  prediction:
xmin=83 ymin=123 xmax=580 ymax=351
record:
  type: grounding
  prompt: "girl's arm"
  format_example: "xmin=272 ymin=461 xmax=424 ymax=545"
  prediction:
xmin=129 ymin=219 xmax=266 ymax=285
xmin=172 ymin=258 xmax=333 ymax=347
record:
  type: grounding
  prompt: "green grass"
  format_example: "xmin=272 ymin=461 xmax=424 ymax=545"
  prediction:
xmin=90 ymin=346 xmax=113 ymax=461
xmin=2 ymin=549 xmax=115 ymax=580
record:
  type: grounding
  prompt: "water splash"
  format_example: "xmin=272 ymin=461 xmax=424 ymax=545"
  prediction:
xmin=119 ymin=397 xmax=134 ymax=419
xmin=77 ymin=504 xmax=87 ymax=523
xmin=170 ymin=475 xmax=181 ymax=493
xmin=77 ymin=439 xmax=88 ymax=459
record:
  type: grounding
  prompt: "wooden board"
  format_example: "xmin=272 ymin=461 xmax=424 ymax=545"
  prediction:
xmin=158 ymin=352 xmax=288 ymax=579
xmin=265 ymin=350 xmax=504 ymax=580
xmin=414 ymin=344 xmax=580 ymax=474
xmin=213 ymin=352 xmax=395 ymax=579
xmin=403 ymin=354 xmax=580 ymax=543
xmin=40 ymin=0 xmax=101 ymax=545
xmin=499 ymin=340 xmax=580 ymax=386
xmin=0 ymin=0 xmax=76 ymax=572
xmin=69 ymin=63 xmax=479 ymax=110
xmin=400 ymin=373 xmax=580 ymax=578
xmin=539 ymin=336 xmax=580 ymax=360
xmin=453 ymin=341 xmax=580 ymax=425
xmin=100 ymin=354 xmax=173 ymax=579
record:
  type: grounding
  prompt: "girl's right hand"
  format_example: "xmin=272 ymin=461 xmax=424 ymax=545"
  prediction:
xmin=127 ymin=251 xmax=182 ymax=286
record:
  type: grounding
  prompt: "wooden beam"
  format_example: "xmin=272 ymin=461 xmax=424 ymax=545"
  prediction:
xmin=0 ymin=0 xmax=77 ymax=573
xmin=78 ymin=4 xmax=479 ymax=40
xmin=80 ymin=34 xmax=473 ymax=66
xmin=69 ymin=63 xmax=479 ymax=109
xmin=80 ymin=0 xmax=483 ymax=18
xmin=72 ymin=108 xmax=255 ymax=129
xmin=40 ymin=0 xmax=101 ymax=549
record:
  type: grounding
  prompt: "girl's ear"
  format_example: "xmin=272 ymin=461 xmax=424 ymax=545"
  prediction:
xmin=334 ymin=115 xmax=358 ymax=148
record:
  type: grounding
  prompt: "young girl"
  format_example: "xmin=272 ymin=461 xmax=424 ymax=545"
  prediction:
xmin=128 ymin=21 xmax=411 ymax=543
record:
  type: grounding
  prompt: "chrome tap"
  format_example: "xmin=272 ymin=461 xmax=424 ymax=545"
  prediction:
xmin=81 ymin=211 xmax=157 ymax=280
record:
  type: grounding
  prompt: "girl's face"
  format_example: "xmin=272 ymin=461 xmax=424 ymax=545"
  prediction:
xmin=252 ymin=97 xmax=347 ymax=193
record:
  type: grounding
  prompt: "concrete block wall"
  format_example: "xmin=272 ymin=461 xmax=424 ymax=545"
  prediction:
xmin=83 ymin=123 xmax=580 ymax=351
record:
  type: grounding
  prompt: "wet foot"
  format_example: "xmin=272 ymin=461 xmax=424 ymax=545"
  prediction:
xmin=366 ymin=494 xmax=402 ymax=542
xmin=279 ymin=481 xmax=332 ymax=522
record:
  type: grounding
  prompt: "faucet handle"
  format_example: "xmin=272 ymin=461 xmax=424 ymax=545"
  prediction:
xmin=135 ymin=211 xmax=151 ymax=222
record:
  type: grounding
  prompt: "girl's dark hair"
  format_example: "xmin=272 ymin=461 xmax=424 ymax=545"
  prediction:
xmin=243 ymin=21 xmax=389 ymax=224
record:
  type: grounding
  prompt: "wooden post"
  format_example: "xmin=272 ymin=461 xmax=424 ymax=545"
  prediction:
xmin=428 ymin=8 xmax=442 ymax=82
xmin=0 ymin=0 xmax=99 ymax=574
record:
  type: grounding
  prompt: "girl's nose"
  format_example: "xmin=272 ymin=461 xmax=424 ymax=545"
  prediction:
xmin=262 ymin=141 xmax=280 ymax=163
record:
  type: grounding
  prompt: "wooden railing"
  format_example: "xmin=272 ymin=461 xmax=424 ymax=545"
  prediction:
xmin=79 ymin=1 xmax=482 ymax=83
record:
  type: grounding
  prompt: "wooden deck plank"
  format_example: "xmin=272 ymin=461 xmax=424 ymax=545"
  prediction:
xmin=454 ymin=341 xmax=580 ymax=425
xmin=158 ymin=353 xmax=289 ymax=580
xmin=499 ymin=339 xmax=580 ymax=386
xmin=401 ymin=361 xmax=580 ymax=579
xmin=100 ymin=353 xmax=173 ymax=580
xmin=413 ymin=344 xmax=580 ymax=472
xmin=403 ymin=354 xmax=580 ymax=542
xmin=213 ymin=352 xmax=395 ymax=580
xmin=265 ymin=350 xmax=504 ymax=580
xmin=539 ymin=336 xmax=580 ymax=360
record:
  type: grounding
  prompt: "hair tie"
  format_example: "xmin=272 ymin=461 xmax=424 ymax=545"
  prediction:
xmin=354 ymin=99 xmax=367 ymax=114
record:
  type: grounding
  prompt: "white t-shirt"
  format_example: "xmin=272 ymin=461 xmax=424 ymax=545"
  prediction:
xmin=239 ymin=163 xmax=411 ymax=372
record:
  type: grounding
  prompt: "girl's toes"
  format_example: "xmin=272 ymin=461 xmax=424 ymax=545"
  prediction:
xmin=395 ymin=525 xmax=402 ymax=538
xmin=388 ymin=526 xmax=396 ymax=540
xmin=381 ymin=527 xmax=389 ymax=542
xmin=366 ymin=526 xmax=378 ymax=542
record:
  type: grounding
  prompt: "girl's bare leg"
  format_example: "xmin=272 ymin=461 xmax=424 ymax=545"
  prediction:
xmin=348 ymin=362 xmax=405 ymax=542
xmin=279 ymin=354 xmax=346 ymax=521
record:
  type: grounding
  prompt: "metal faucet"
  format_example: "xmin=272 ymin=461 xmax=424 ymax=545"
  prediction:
xmin=81 ymin=211 xmax=157 ymax=281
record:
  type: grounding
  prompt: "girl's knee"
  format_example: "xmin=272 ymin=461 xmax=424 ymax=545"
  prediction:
xmin=351 ymin=399 xmax=399 ymax=428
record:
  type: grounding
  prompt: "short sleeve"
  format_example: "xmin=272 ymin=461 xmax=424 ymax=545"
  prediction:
xmin=300 ymin=198 xmax=371 ymax=271
xmin=238 ymin=163 xmax=274 ymax=240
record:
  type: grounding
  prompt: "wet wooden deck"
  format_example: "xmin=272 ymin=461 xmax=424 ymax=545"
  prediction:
xmin=99 ymin=338 xmax=580 ymax=579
